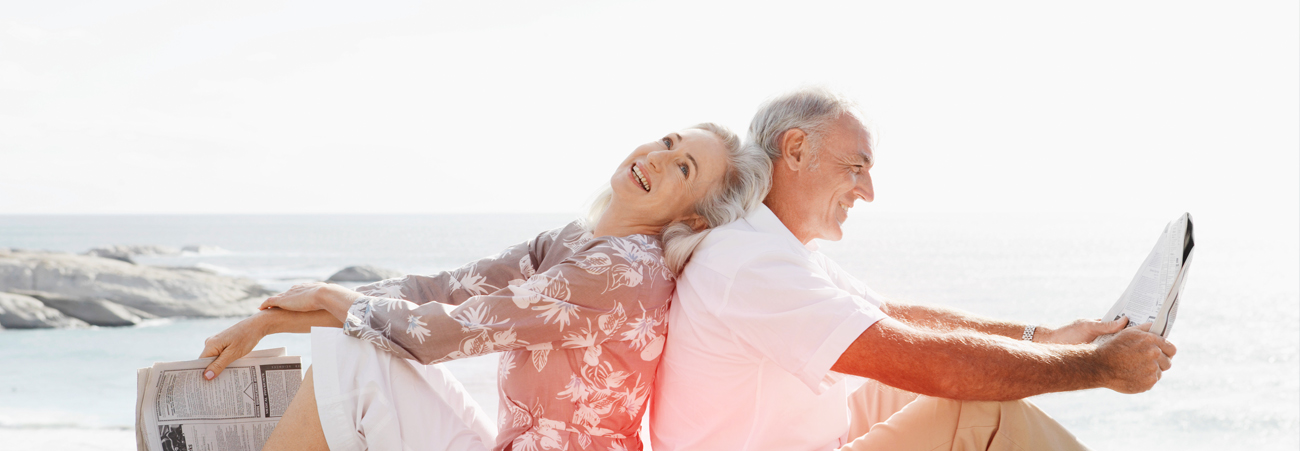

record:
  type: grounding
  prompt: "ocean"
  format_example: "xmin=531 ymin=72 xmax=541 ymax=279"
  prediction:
xmin=0 ymin=213 xmax=1295 ymax=450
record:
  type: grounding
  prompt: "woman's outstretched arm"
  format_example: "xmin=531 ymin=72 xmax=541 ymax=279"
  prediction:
xmin=200 ymin=308 xmax=341 ymax=379
xmin=262 ymin=234 xmax=674 ymax=366
xmin=351 ymin=226 xmax=555 ymax=307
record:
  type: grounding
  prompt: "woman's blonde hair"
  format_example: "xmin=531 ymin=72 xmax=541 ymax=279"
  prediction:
xmin=585 ymin=123 xmax=772 ymax=275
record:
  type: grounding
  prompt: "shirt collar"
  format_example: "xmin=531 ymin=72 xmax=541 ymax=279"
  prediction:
xmin=746 ymin=204 xmax=820 ymax=252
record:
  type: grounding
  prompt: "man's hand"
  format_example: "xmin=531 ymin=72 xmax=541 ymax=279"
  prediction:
xmin=199 ymin=313 xmax=269 ymax=380
xmin=1096 ymin=322 xmax=1177 ymax=394
xmin=1037 ymin=317 xmax=1129 ymax=344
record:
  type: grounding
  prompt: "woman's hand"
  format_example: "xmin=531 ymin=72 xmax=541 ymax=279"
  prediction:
xmin=260 ymin=282 xmax=360 ymax=321
xmin=199 ymin=314 xmax=268 ymax=380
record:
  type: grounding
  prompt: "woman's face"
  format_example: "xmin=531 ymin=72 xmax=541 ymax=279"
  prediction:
xmin=609 ymin=128 xmax=729 ymax=229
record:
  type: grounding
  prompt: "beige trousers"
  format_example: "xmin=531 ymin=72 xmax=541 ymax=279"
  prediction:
xmin=838 ymin=380 xmax=1092 ymax=451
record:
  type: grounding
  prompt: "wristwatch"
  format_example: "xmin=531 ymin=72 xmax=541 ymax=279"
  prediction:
xmin=1022 ymin=324 xmax=1037 ymax=341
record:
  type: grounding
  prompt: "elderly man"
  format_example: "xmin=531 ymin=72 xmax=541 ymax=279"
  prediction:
xmin=649 ymin=88 xmax=1176 ymax=451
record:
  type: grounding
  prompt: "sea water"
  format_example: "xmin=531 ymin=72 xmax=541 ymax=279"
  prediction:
xmin=0 ymin=213 xmax=1295 ymax=450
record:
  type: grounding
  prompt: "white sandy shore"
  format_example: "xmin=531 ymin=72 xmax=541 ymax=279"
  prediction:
xmin=0 ymin=428 xmax=137 ymax=451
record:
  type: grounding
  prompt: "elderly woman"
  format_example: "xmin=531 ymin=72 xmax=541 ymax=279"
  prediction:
xmin=198 ymin=122 xmax=771 ymax=451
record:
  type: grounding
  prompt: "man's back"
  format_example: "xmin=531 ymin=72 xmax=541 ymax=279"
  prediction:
xmin=649 ymin=205 xmax=888 ymax=451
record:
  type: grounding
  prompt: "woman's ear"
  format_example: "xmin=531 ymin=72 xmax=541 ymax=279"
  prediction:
xmin=680 ymin=214 xmax=708 ymax=232
xmin=778 ymin=128 xmax=808 ymax=171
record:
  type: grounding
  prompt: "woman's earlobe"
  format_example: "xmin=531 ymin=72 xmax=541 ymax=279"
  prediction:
xmin=684 ymin=214 xmax=709 ymax=232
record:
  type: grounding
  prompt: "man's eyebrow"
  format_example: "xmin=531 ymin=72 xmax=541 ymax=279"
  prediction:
xmin=673 ymin=132 xmax=683 ymax=143
xmin=858 ymin=151 xmax=874 ymax=166
xmin=687 ymin=153 xmax=699 ymax=175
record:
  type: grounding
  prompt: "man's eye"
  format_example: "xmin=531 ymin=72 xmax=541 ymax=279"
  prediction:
xmin=662 ymin=137 xmax=672 ymax=148
xmin=679 ymin=164 xmax=689 ymax=177
xmin=850 ymin=165 xmax=863 ymax=174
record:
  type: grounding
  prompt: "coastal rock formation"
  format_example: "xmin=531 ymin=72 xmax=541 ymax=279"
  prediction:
xmin=0 ymin=249 xmax=272 ymax=319
xmin=12 ymin=290 xmax=153 ymax=327
xmin=327 ymin=265 xmax=404 ymax=282
xmin=83 ymin=245 xmax=180 ymax=264
xmin=0 ymin=292 xmax=88 ymax=329
xmin=181 ymin=245 xmax=226 ymax=254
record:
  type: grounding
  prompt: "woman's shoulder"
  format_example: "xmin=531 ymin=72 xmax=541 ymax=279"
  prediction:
xmin=552 ymin=231 xmax=673 ymax=297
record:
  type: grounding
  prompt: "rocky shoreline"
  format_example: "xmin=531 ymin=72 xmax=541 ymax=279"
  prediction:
xmin=0 ymin=247 xmax=274 ymax=328
xmin=0 ymin=246 xmax=407 ymax=330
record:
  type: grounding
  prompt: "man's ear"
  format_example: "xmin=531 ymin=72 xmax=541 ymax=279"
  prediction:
xmin=778 ymin=128 xmax=809 ymax=171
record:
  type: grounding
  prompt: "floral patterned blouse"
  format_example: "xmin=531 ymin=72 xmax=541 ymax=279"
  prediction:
xmin=348 ymin=221 xmax=673 ymax=451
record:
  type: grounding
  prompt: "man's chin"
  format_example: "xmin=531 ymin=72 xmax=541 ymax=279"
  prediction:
xmin=821 ymin=226 xmax=845 ymax=242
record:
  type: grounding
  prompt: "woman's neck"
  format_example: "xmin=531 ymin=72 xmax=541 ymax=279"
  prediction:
xmin=592 ymin=207 xmax=663 ymax=238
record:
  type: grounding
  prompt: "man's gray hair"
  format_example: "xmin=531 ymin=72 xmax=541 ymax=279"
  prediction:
xmin=586 ymin=123 xmax=771 ymax=275
xmin=749 ymin=87 xmax=862 ymax=166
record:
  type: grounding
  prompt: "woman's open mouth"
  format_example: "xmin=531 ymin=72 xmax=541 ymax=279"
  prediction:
xmin=631 ymin=163 xmax=651 ymax=192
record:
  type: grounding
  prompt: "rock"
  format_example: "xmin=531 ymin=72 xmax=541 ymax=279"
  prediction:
xmin=11 ymin=290 xmax=148 ymax=327
xmin=181 ymin=245 xmax=226 ymax=254
xmin=83 ymin=245 xmax=180 ymax=264
xmin=0 ymin=292 xmax=88 ymax=329
xmin=0 ymin=250 xmax=272 ymax=318
xmin=327 ymin=265 xmax=404 ymax=282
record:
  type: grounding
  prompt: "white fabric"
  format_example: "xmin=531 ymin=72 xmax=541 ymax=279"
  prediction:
xmin=312 ymin=327 xmax=497 ymax=451
xmin=650 ymin=205 xmax=890 ymax=451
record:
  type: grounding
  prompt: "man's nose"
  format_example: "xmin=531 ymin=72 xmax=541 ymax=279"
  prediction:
xmin=857 ymin=171 xmax=874 ymax=203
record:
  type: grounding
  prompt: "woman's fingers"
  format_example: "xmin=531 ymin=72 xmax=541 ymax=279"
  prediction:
xmin=200 ymin=319 xmax=264 ymax=380
xmin=204 ymin=346 xmax=243 ymax=380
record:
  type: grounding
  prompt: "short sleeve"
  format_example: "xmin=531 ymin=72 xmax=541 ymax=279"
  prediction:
xmin=719 ymin=250 xmax=888 ymax=394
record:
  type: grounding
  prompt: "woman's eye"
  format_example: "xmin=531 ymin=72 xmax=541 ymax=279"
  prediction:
xmin=679 ymin=164 xmax=690 ymax=177
xmin=662 ymin=137 xmax=672 ymax=148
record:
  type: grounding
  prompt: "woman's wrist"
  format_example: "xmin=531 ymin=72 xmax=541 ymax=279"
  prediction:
xmin=250 ymin=308 xmax=283 ymax=336
xmin=320 ymin=285 xmax=361 ymax=322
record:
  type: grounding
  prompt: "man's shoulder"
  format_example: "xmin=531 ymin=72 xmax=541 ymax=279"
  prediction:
xmin=688 ymin=219 xmax=810 ymax=279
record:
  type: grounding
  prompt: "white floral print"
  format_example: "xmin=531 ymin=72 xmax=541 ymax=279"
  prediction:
xmin=349 ymin=221 xmax=671 ymax=451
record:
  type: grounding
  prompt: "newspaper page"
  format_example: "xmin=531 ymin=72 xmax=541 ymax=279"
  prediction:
xmin=137 ymin=348 xmax=302 ymax=451
xmin=1101 ymin=213 xmax=1195 ymax=339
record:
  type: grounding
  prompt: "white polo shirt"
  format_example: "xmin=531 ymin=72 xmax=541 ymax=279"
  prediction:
xmin=650 ymin=204 xmax=889 ymax=451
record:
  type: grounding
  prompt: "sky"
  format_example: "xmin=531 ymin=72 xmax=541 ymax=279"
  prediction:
xmin=1 ymin=1 xmax=1297 ymax=232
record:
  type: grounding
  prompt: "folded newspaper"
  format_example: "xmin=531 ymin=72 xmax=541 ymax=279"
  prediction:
xmin=1101 ymin=212 xmax=1195 ymax=339
xmin=136 ymin=348 xmax=303 ymax=451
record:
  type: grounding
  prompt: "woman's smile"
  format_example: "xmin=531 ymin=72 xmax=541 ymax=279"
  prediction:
xmin=631 ymin=162 xmax=652 ymax=192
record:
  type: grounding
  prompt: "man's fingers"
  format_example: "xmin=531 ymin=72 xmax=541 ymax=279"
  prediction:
xmin=1158 ymin=338 xmax=1178 ymax=358
xmin=1098 ymin=317 xmax=1127 ymax=334
xmin=1134 ymin=322 xmax=1153 ymax=332
xmin=1157 ymin=352 xmax=1172 ymax=372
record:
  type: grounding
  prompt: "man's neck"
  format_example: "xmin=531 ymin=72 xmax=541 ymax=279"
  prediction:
xmin=761 ymin=198 xmax=815 ymax=245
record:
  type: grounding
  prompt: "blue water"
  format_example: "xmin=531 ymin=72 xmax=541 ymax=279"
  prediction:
xmin=0 ymin=213 xmax=1295 ymax=449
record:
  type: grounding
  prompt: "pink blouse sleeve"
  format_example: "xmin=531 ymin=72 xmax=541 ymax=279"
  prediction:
xmin=341 ymin=234 xmax=674 ymax=365
xmin=351 ymin=227 xmax=559 ymax=307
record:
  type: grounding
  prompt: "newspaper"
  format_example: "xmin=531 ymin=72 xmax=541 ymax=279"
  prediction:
xmin=1101 ymin=213 xmax=1195 ymax=339
xmin=135 ymin=348 xmax=303 ymax=451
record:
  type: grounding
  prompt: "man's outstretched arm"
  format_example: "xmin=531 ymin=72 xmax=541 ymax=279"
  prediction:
xmin=881 ymin=299 xmax=1127 ymax=345
xmin=830 ymin=317 xmax=1176 ymax=401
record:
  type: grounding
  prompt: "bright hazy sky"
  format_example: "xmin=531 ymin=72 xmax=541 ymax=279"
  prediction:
xmin=2 ymin=1 xmax=1297 ymax=229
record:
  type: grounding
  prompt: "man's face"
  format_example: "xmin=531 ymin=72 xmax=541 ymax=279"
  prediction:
xmin=792 ymin=114 xmax=875 ymax=242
